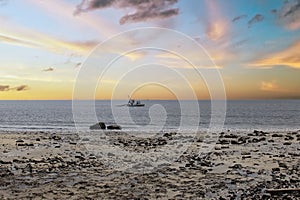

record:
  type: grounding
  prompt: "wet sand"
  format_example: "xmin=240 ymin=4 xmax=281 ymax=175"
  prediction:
xmin=0 ymin=130 xmax=299 ymax=199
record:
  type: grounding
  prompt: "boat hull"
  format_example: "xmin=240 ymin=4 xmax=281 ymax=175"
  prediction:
xmin=127 ymin=104 xmax=145 ymax=107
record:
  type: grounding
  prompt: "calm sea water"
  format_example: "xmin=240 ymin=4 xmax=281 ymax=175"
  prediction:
xmin=0 ymin=100 xmax=299 ymax=132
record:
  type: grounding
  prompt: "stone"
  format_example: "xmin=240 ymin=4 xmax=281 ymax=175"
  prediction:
xmin=223 ymin=134 xmax=238 ymax=139
xmin=230 ymin=164 xmax=243 ymax=169
xmin=107 ymin=124 xmax=121 ymax=130
xmin=90 ymin=122 xmax=106 ymax=130
xmin=284 ymin=135 xmax=294 ymax=140
xmin=278 ymin=162 xmax=287 ymax=169
xmin=238 ymin=136 xmax=249 ymax=144
xmin=272 ymin=133 xmax=283 ymax=137
xmin=283 ymin=142 xmax=292 ymax=145
xmin=262 ymin=193 xmax=271 ymax=199
xmin=230 ymin=140 xmax=240 ymax=145
xmin=0 ymin=160 xmax=12 ymax=164
xmin=242 ymin=155 xmax=251 ymax=159
xmin=219 ymin=140 xmax=230 ymax=145
xmin=51 ymin=135 xmax=61 ymax=140
xmin=272 ymin=167 xmax=280 ymax=172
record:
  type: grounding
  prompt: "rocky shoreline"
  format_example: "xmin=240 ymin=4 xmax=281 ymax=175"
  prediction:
xmin=0 ymin=130 xmax=299 ymax=199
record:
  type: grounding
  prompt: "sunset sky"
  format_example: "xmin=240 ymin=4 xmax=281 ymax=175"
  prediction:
xmin=0 ymin=0 xmax=300 ymax=100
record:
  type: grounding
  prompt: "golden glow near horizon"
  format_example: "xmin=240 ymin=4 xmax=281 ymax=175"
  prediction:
xmin=0 ymin=0 xmax=300 ymax=100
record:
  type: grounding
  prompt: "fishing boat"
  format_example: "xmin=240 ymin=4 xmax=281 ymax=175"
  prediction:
xmin=127 ymin=98 xmax=145 ymax=107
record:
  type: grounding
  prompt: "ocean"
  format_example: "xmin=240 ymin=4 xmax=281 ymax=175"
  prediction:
xmin=0 ymin=100 xmax=299 ymax=132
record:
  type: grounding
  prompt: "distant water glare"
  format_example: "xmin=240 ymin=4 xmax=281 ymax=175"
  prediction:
xmin=0 ymin=100 xmax=299 ymax=132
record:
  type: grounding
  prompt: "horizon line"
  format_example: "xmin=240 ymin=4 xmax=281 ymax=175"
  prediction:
xmin=0 ymin=98 xmax=299 ymax=101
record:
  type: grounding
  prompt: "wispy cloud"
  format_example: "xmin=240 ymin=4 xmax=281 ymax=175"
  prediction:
xmin=28 ymin=0 xmax=120 ymax=38
xmin=0 ymin=24 xmax=99 ymax=55
xmin=0 ymin=85 xmax=9 ymax=91
xmin=249 ymin=39 xmax=300 ymax=69
xmin=271 ymin=9 xmax=277 ymax=14
xmin=14 ymin=85 xmax=29 ymax=91
xmin=42 ymin=67 xmax=54 ymax=72
xmin=232 ymin=14 xmax=247 ymax=23
xmin=203 ymin=0 xmax=229 ymax=41
xmin=248 ymin=14 xmax=264 ymax=27
xmin=0 ymin=84 xmax=29 ymax=91
xmin=0 ymin=0 xmax=8 ymax=6
xmin=277 ymin=0 xmax=300 ymax=30
xmin=75 ymin=62 xmax=82 ymax=68
xmin=75 ymin=0 xmax=179 ymax=24
xmin=155 ymin=52 xmax=223 ymax=69
xmin=0 ymin=34 xmax=41 ymax=48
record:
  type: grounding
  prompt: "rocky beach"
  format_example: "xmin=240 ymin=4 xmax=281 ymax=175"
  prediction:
xmin=0 ymin=130 xmax=299 ymax=199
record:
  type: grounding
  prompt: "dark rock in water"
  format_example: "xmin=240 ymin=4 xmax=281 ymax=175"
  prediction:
xmin=90 ymin=122 xmax=106 ymax=130
xmin=107 ymin=124 xmax=121 ymax=130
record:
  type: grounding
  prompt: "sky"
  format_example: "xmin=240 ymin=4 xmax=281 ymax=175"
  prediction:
xmin=0 ymin=0 xmax=300 ymax=100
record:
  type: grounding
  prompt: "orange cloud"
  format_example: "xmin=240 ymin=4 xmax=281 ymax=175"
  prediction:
xmin=260 ymin=81 xmax=279 ymax=92
xmin=156 ymin=56 xmax=222 ymax=69
xmin=249 ymin=40 xmax=300 ymax=69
